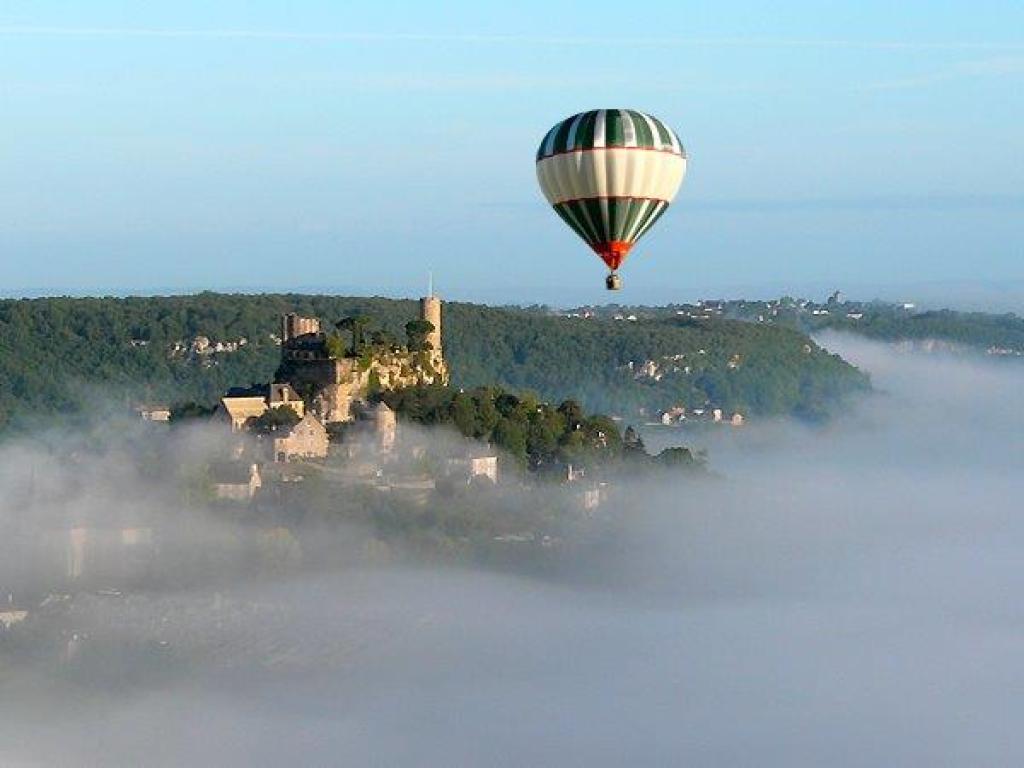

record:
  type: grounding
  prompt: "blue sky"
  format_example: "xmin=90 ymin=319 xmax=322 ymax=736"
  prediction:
xmin=2 ymin=1 xmax=1023 ymax=305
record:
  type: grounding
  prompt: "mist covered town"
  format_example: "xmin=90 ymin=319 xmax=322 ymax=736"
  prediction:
xmin=4 ymin=325 xmax=1024 ymax=765
xmin=1 ymin=292 xmax=710 ymax=661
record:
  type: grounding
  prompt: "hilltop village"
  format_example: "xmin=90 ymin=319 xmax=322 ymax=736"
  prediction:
xmin=169 ymin=296 xmax=511 ymax=503
xmin=133 ymin=295 xmax=666 ymax=511
xmin=0 ymin=296 xmax=699 ymax=674
xmin=7 ymin=295 xmax=712 ymax=643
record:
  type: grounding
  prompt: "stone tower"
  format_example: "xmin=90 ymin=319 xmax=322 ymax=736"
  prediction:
xmin=280 ymin=313 xmax=320 ymax=343
xmin=419 ymin=295 xmax=442 ymax=363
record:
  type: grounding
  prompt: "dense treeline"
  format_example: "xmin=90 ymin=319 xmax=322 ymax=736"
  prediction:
xmin=0 ymin=293 xmax=868 ymax=431
xmin=807 ymin=308 xmax=1024 ymax=350
xmin=583 ymin=299 xmax=1024 ymax=355
xmin=378 ymin=384 xmax=699 ymax=474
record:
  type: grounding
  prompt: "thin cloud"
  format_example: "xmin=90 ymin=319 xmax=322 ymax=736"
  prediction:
xmin=1 ymin=25 xmax=1023 ymax=51
xmin=864 ymin=55 xmax=1024 ymax=90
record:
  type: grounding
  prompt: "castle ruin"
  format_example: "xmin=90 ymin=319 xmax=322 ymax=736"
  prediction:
xmin=275 ymin=297 xmax=448 ymax=424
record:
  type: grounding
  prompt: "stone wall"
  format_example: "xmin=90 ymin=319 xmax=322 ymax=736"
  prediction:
xmin=273 ymin=415 xmax=329 ymax=462
xmin=280 ymin=350 xmax=447 ymax=424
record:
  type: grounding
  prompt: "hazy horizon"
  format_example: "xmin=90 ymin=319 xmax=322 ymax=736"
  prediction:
xmin=6 ymin=276 xmax=1024 ymax=314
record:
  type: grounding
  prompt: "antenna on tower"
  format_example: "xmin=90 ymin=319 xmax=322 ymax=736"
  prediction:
xmin=428 ymin=270 xmax=434 ymax=299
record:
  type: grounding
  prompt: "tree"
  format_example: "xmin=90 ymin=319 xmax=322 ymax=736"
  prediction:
xmin=325 ymin=331 xmax=347 ymax=360
xmin=250 ymin=404 xmax=301 ymax=434
xmin=492 ymin=417 xmax=527 ymax=462
xmin=335 ymin=315 xmax=372 ymax=356
xmin=657 ymin=446 xmax=697 ymax=468
xmin=473 ymin=389 xmax=500 ymax=438
xmin=334 ymin=317 xmax=355 ymax=355
xmin=405 ymin=319 xmax=435 ymax=352
xmin=169 ymin=401 xmax=215 ymax=424
xmin=583 ymin=415 xmax=623 ymax=453
xmin=557 ymin=399 xmax=585 ymax=430
xmin=351 ymin=315 xmax=372 ymax=355
xmin=370 ymin=329 xmax=398 ymax=351
xmin=622 ymin=425 xmax=646 ymax=459
xmin=494 ymin=392 xmax=520 ymax=418
xmin=450 ymin=392 xmax=478 ymax=437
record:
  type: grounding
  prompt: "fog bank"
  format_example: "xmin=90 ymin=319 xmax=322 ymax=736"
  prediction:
xmin=3 ymin=335 xmax=1024 ymax=766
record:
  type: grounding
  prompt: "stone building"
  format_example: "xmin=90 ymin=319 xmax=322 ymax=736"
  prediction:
xmin=420 ymin=295 xmax=444 ymax=369
xmin=281 ymin=312 xmax=321 ymax=342
xmin=338 ymin=400 xmax=399 ymax=458
xmin=219 ymin=383 xmax=304 ymax=431
xmin=272 ymin=414 xmax=330 ymax=463
xmin=355 ymin=401 xmax=397 ymax=452
xmin=211 ymin=462 xmax=262 ymax=501
xmin=65 ymin=526 xmax=155 ymax=581
xmin=446 ymin=454 xmax=499 ymax=484
xmin=135 ymin=404 xmax=171 ymax=422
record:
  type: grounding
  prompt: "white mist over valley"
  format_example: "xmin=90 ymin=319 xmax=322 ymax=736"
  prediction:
xmin=2 ymin=335 xmax=1023 ymax=766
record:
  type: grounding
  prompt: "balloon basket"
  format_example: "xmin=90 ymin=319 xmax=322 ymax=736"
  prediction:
xmin=605 ymin=273 xmax=622 ymax=291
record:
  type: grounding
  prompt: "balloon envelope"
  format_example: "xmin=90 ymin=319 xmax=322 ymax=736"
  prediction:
xmin=536 ymin=109 xmax=686 ymax=271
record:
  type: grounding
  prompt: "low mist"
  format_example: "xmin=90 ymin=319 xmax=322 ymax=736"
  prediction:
xmin=3 ymin=335 xmax=1024 ymax=766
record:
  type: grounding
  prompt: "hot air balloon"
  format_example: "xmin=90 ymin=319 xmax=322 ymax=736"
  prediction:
xmin=536 ymin=109 xmax=687 ymax=290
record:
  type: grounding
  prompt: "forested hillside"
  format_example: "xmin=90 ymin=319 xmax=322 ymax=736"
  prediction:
xmin=572 ymin=299 xmax=1024 ymax=357
xmin=0 ymin=293 xmax=869 ymax=431
xmin=806 ymin=308 xmax=1024 ymax=352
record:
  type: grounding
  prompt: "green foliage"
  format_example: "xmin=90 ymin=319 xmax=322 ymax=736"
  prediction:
xmin=405 ymin=319 xmax=434 ymax=352
xmin=808 ymin=307 xmax=1024 ymax=350
xmin=357 ymin=348 xmax=374 ymax=372
xmin=324 ymin=332 xmax=347 ymax=360
xmin=366 ymin=369 xmax=382 ymax=397
xmin=656 ymin=446 xmax=698 ymax=468
xmin=168 ymin=401 xmax=215 ymax=424
xmin=249 ymin=404 xmax=301 ymax=434
xmin=380 ymin=384 xmax=657 ymax=474
xmin=0 ymin=292 xmax=868 ymax=432
xmin=370 ymin=329 xmax=398 ymax=351
xmin=334 ymin=315 xmax=373 ymax=356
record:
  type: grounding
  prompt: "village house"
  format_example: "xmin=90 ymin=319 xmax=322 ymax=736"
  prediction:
xmin=0 ymin=605 xmax=28 ymax=631
xmin=64 ymin=526 xmax=155 ymax=581
xmin=446 ymin=454 xmax=499 ymax=484
xmin=358 ymin=401 xmax=398 ymax=453
xmin=218 ymin=382 xmax=304 ymax=432
xmin=659 ymin=406 xmax=687 ymax=425
xmin=272 ymin=413 xmax=329 ymax=463
xmin=562 ymin=463 xmax=587 ymax=483
xmin=577 ymin=485 xmax=606 ymax=513
xmin=135 ymin=403 xmax=171 ymax=422
xmin=211 ymin=462 xmax=262 ymax=501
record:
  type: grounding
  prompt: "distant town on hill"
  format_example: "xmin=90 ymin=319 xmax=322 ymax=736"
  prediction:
xmin=0 ymin=293 xmax=872 ymax=433
xmin=562 ymin=292 xmax=1024 ymax=358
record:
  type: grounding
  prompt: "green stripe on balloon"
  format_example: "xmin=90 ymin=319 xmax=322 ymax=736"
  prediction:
xmin=574 ymin=111 xmax=597 ymax=152
xmin=651 ymin=118 xmax=673 ymax=149
xmin=554 ymin=117 xmax=575 ymax=154
xmin=562 ymin=200 xmax=597 ymax=244
xmin=627 ymin=110 xmax=652 ymax=148
xmin=582 ymin=198 xmax=608 ymax=242
xmin=554 ymin=203 xmax=591 ymax=244
xmin=605 ymin=110 xmax=624 ymax=147
xmin=621 ymin=198 xmax=644 ymax=241
xmin=636 ymin=201 xmax=669 ymax=242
